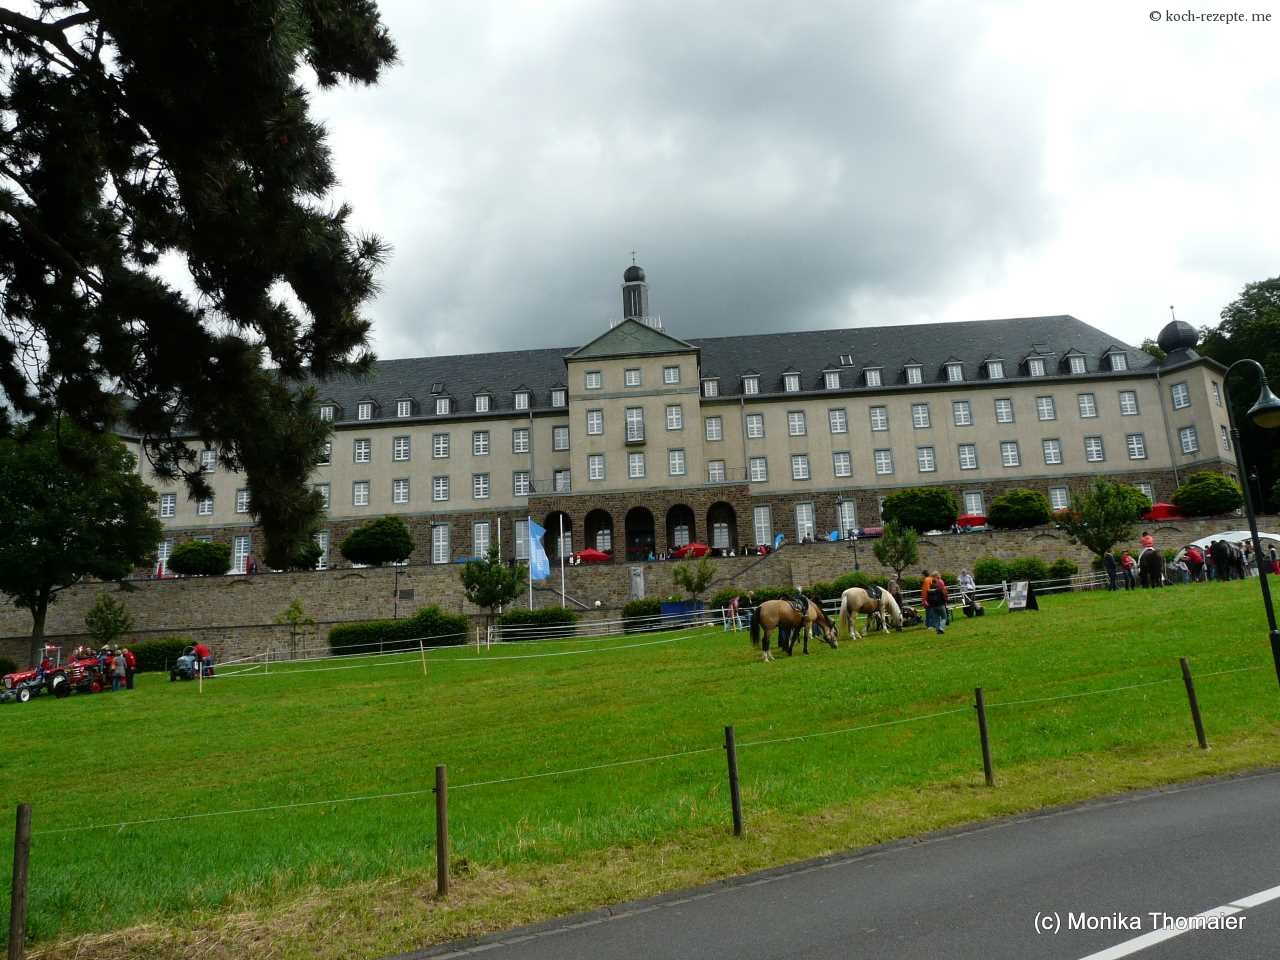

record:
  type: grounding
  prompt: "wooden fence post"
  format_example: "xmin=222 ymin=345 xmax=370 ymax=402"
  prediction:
xmin=724 ymin=725 xmax=743 ymax=836
xmin=975 ymin=687 xmax=995 ymax=786
xmin=434 ymin=765 xmax=449 ymax=896
xmin=8 ymin=803 xmax=32 ymax=960
xmin=1180 ymin=657 xmax=1208 ymax=750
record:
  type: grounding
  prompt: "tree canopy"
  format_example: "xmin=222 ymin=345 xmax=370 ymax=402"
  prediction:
xmin=0 ymin=2 xmax=396 ymax=565
xmin=167 ymin=539 xmax=231 ymax=577
xmin=339 ymin=515 xmax=413 ymax=567
xmin=461 ymin=547 xmax=525 ymax=624
xmin=987 ymin=489 xmax=1052 ymax=529
xmin=1057 ymin=478 xmax=1149 ymax=560
xmin=880 ymin=487 xmax=960 ymax=533
xmin=872 ymin=521 xmax=919 ymax=581
xmin=1172 ymin=471 xmax=1243 ymax=516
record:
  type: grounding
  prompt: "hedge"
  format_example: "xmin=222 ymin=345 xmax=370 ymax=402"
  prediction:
xmin=129 ymin=636 xmax=193 ymax=673
xmin=497 ymin=607 xmax=578 ymax=639
xmin=327 ymin=605 xmax=469 ymax=653
xmin=972 ymin=556 xmax=1071 ymax=584
xmin=0 ymin=656 xmax=17 ymax=676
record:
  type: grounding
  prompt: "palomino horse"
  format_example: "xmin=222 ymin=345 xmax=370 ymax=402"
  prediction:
xmin=749 ymin=598 xmax=838 ymax=662
xmin=838 ymin=586 xmax=903 ymax=640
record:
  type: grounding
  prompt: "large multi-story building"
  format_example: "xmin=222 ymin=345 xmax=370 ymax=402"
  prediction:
xmin=135 ymin=265 xmax=1234 ymax=572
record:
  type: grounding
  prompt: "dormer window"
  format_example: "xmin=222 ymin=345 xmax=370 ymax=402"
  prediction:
xmin=743 ymin=375 xmax=759 ymax=395
xmin=783 ymin=373 xmax=801 ymax=393
xmin=435 ymin=397 xmax=450 ymax=415
xmin=946 ymin=363 xmax=964 ymax=383
xmin=1028 ymin=357 xmax=1046 ymax=377
xmin=839 ymin=353 xmax=854 ymax=366
xmin=865 ymin=368 xmax=882 ymax=388
xmin=357 ymin=401 xmax=373 ymax=421
xmin=702 ymin=378 xmax=720 ymax=397
xmin=823 ymin=371 xmax=840 ymax=390
xmin=551 ymin=388 xmax=566 ymax=408
xmin=905 ymin=364 xmax=923 ymax=385
xmin=319 ymin=404 xmax=334 ymax=422
xmin=1068 ymin=355 xmax=1086 ymax=375
xmin=514 ymin=391 xmax=530 ymax=410
xmin=396 ymin=399 xmax=412 ymax=418
xmin=986 ymin=360 xmax=1005 ymax=380
xmin=1109 ymin=353 xmax=1128 ymax=372
xmin=474 ymin=394 xmax=490 ymax=413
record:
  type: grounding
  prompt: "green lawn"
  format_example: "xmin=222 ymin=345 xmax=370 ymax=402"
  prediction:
xmin=4 ymin=581 xmax=1280 ymax=959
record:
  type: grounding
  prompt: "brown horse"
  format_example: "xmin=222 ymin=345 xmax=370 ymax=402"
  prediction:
xmin=749 ymin=598 xmax=838 ymax=662
xmin=838 ymin=587 xmax=903 ymax=640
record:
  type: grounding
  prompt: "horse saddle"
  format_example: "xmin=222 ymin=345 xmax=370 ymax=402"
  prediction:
xmin=790 ymin=595 xmax=808 ymax=614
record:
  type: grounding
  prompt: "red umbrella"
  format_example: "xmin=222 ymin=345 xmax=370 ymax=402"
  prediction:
xmin=1142 ymin=503 xmax=1186 ymax=522
xmin=673 ymin=542 xmax=710 ymax=559
xmin=955 ymin=514 xmax=988 ymax=529
xmin=574 ymin=548 xmax=611 ymax=564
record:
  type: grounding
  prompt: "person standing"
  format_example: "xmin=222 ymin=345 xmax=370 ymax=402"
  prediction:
xmin=192 ymin=640 xmax=213 ymax=678
xmin=958 ymin=569 xmax=976 ymax=605
xmin=111 ymin=647 xmax=127 ymax=692
xmin=1270 ymin=545 xmax=1279 ymax=576
xmin=922 ymin=570 xmax=949 ymax=635
xmin=123 ymin=646 xmax=137 ymax=690
xmin=1103 ymin=550 xmax=1118 ymax=591
xmin=1120 ymin=551 xmax=1136 ymax=590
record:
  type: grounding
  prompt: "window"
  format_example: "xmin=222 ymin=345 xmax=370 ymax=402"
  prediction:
xmin=393 ymin=436 xmax=410 ymax=462
xmin=710 ymin=516 xmax=729 ymax=550
xmin=352 ymin=481 xmax=369 ymax=506
xmin=953 ymin=400 xmax=972 ymax=426
xmin=313 ymin=531 xmax=329 ymax=571
xmin=397 ymin=399 xmax=412 ymax=418
xmin=628 ymin=452 xmax=646 ymax=478
xmin=838 ymin=501 xmax=858 ymax=537
xmin=473 ymin=522 xmax=490 ymax=557
xmin=624 ymin=368 xmax=641 ymax=387
xmin=1110 ymin=353 xmax=1128 ymax=371
xmin=473 ymin=473 xmax=490 ymax=499
xmin=839 ymin=353 xmax=854 ymax=367
xmin=513 ymin=427 xmax=529 ymax=453
xmin=828 ymin=408 xmax=848 ymax=434
xmin=473 ymin=431 xmax=490 ymax=455
xmin=791 ymin=454 xmax=810 ymax=480
xmin=1179 ymin=425 xmax=1199 ymax=454
xmin=1126 ymin=433 xmax=1147 ymax=459
xmin=824 ymin=371 xmax=840 ymax=389
xmin=743 ymin=375 xmax=759 ymax=395
xmin=1212 ymin=381 xmax=1222 ymax=406
xmin=319 ymin=405 xmax=334 ymax=422
xmin=232 ymin=535 xmax=251 ymax=574
xmin=865 ymin=368 xmax=882 ymax=387
xmin=435 ymin=397 xmax=450 ymax=415
xmin=1221 ymin=425 xmax=1231 ymax=451
xmin=588 ymin=454 xmax=605 ymax=481
xmin=199 ymin=448 xmax=216 ymax=473
xmin=554 ymin=469 xmax=571 ymax=492
xmin=357 ymin=401 xmax=372 ymax=421
xmin=586 ymin=410 xmax=603 ymax=436
xmin=1119 ymin=390 xmax=1139 ymax=416
xmin=196 ymin=496 xmax=214 ymax=516
xmin=432 ymin=433 xmax=449 ymax=458
xmin=1135 ymin=483 xmax=1155 ymax=504
xmin=783 ymin=373 xmax=800 ymax=393
xmin=235 ymin=488 xmax=251 ymax=514
xmin=666 ymin=405 xmax=683 ymax=431
xmin=551 ymin=388 xmax=566 ymax=408
xmin=1000 ymin=441 xmax=1021 ymax=467
xmin=1028 ymin=357 xmax=1046 ymax=377
xmin=946 ymin=363 xmax=964 ymax=382
xmin=746 ymin=413 xmax=765 ymax=438
xmin=475 ymin=394 xmax=490 ymax=413
xmin=1042 ymin=439 xmax=1063 ymax=465
xmin=869 ymin=406 xmax=888 ymax=431
xmin=874 ymin=449 xmax=894 ymax=475
xmin=787 ymin=411 xmax=807 ymax=436
xmin=392 ymin=478 xmax=409 ymax=503
xmin=1049 ymin=486 xmax=1069 ymax=511
xmin=1036 ymin=396 xmax=1056 ymax=421
xmin=964 ymin=492 xmax=985 ymax=515
xmin=317 ymin=442 xmax=331 ymax=465
xmin=513 ymin=471 xmax=530 ymax=496
xmin=1171 ymin=382 xmax=1190 ymax=409
xmin=515 ymin=520 xmax=529 ymax=560
xmin=669 ymin=449 xmax=686 ymax=476
xmin=958 ymin=444 xmax=978 ymax=470
xmin=664 ymin=365 xmax=681 ymax=384
xmin=704 ymin=378 xmax=719 ymax=398
xmin=159 ymin=493 xmax=176 ymax=518
xmin=911 ymin=403 xmax=930 ymax=428
xmin=514 ymin=391 xmax=530 ymax=410
xmin=795 ymin=502 xmax=816 ymax=541
xmin=749 ymin=456 xmax=768 ymax=482
xmin=705 ymin=416 xmax=723 ymax=441
xmin=753 ymin=505 xmax=772 ymax=546
xmin=431 ymin=525 xmax=449 ymax=564
xmin=354 ymin=438 xmax=370 ymax=463
xmin=552 ymin=426 xmax=569 ymax=451
xmin=625 ymin=407 xmax=645 ymax=442
xmin=986 ymin=360 xmax=1005 ymax=379
xmin=585 ymin=371 xmax=602 ymax=390
xmin=1068 ymin=355 xmax=1087 ymax=375
xmin=994 ymin=399 xmax=1013 ymax=423
xmin=833 ymin=451 xmax=852 ymax=477
xmin=1078 ymin=393 xmax=1097 ymax=418
xmin=1084 ymin=436 xmax=1105 ymax=462
xmin=315 ymin=483 xmax=330 ymax=509
xmin=708 ymin=459 xmax=726 ymax=483
xmin=906 ymin=364 xmax=923 ymax=385
xmin=917 ymin=446 xmax=936 ymax=472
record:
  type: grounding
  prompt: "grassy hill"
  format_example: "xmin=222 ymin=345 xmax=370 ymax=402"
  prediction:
xmin=4 ymin=580 xmax=1280 ymax=959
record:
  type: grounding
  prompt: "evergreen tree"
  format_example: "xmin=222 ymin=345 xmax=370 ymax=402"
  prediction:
xmin=1057 ymin=477 xmax=1149 ymax=561
xmin=461 ymin=547 xmax=525 ymax=626
xmin=872 ymin=521 xmax=919 ymax=581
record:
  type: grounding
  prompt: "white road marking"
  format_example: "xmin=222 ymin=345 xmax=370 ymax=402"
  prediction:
xmin=1230 ymin=882 xmax=1280 ymax=909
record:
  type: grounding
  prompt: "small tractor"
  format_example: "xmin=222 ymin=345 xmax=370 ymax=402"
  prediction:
xmin=1 ymin=644 xmax=71 ymax=703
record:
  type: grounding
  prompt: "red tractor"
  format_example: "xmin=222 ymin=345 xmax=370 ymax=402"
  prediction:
xmin=1 ymin=644 xmax=71 ymax=703
xmin=63 ymin=646 xmax=111 ymax=694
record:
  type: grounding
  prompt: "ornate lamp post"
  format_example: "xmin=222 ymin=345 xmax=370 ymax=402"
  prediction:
xmin=846 ymin=529 xmax=861 ymax=571
xmin=1223 ymin=358 xmax=1280 ymax=688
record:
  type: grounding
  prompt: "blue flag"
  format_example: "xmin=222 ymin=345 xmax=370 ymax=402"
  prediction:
xmin=773 ymin=532 xmax=785 ymax=550
xmin=528 ymin=519 xmax=551 ymax=581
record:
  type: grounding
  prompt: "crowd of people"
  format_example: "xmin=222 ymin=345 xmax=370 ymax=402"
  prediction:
xmin=1100 ymin=532 xmax=1274 ymax=589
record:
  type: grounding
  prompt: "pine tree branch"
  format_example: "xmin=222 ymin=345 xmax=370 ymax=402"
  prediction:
xmin=0 ymin=191 xmax=105 ymax=294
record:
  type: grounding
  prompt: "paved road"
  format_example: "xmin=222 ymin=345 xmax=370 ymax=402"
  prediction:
xmin=396 ymin=770 xmax=1280 ymax=960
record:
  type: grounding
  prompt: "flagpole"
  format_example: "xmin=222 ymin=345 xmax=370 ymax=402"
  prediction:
xmin=527 ymin=515 xmax=533 ymax=610
xmin=559 ymin=512 xmax=566 ymax=607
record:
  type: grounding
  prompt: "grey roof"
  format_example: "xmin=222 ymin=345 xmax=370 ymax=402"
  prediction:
xmin=305 ymin=314 xmax=1157 ymax=424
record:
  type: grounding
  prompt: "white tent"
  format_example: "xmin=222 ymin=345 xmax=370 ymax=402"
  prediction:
xmin=1189 ymin=530 xmax=1280 ymax=549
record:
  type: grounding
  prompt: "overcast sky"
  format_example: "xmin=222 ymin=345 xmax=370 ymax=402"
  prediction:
xmin=309 ymin=0 xmax=1279 ymax=361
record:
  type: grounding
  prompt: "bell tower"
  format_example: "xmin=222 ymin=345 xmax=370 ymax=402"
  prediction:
xmin=621 ymin=255 xmax=649 ymax=322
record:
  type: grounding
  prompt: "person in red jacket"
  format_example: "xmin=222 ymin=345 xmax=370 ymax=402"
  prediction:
xmin=192 ymin=641 xmax=213 ymax=678
xmin=123 ymin=647 xmax=137 ymax=689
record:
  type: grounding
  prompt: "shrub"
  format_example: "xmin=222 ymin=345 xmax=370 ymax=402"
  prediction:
xmin=0 ymin=656 xmax=17 ymax=675
xmin=987 ymin=489 xmax=1052 ymax=529
xmin=1048 ymin=558 xmax=1079 ymax=580
xmin=1172 ymin=471 xmax=1243 ymax=516
xmin=497 ymin=607 xmax=578 ymax=639
xmin=84 ymin=592 xmax=133 ymax=647
xmin=327 ymin=604 xmax=469 ymax=653
xmin=872 ymin=521 xmax=919 ymax=579
xmin=168 ymin=539 xmax=231 ymax=576
xmin=128 ymin=636 xmax=192 ymax=673
xmin=1006 ymin=557 xmax=1050 ymax=582
xmin=973 ymin=556 xmax=1008 ymax=585
xmin=881 ymin=487 xmax=960 ymax=533
xmin=672 ymin=557 xmax=715 ymax=599
xmin=288 ymin=539 xmax=324 ymax=571
xmin=622 ymin=597 xmax=663 ymax=633
xmin=709 ymin=589 xmax=742 ymax=609
xmin=339 ymin=515 xmax=414 ymax=567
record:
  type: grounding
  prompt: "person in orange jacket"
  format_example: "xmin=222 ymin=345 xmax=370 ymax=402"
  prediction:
xmin=921 ymin=570 xmax=949 ymax=635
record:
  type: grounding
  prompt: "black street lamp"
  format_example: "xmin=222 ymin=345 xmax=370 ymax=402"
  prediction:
xmin=846 ymin=528 xmax=860 ymax=571
xmin=1223 ymin=358 xmax=1280 ymax=688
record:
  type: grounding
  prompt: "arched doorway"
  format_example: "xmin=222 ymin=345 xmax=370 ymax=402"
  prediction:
xmin=707 ymin=502 xmax=737 ymax=553
xmin=625 ymin=507 xmax=656 ymax=561
xmin=584 ymin=509 xmax=614 ymax=556
xmin=543 ymin=511 xmax=573 ymax=560
xmin=666 ymin=504 xmax=696 ymax=551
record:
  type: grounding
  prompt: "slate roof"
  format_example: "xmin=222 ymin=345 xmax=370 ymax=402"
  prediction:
xmin=304 ymin=314 xmax=1156 ymax=424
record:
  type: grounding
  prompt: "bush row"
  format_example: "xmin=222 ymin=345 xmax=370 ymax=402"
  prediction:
xmin=973 ymin=556 xmax=1078 ymax=585
xmin=496 ymin=607 xmax=578 ymax=639
xmin=327 ymin=605 xmax=470 ymax=652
